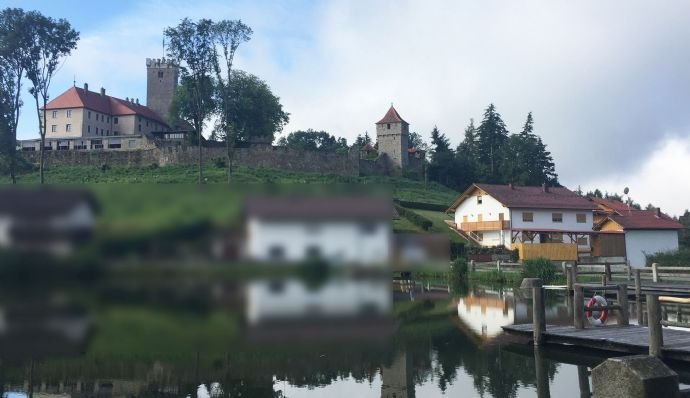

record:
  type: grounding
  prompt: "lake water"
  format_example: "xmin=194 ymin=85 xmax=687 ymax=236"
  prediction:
xmin=0 ymin=278 xmax=687 ymax=398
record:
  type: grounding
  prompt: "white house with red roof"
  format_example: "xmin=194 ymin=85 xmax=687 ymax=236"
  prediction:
xmin=446 ymin=183 xmax=597 ymax=261
xmin=593 ymin=199 xmax=682 ymax=267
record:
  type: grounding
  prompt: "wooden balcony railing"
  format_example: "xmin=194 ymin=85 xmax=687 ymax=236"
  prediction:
xmin=460 ymin=220 xmax=511 ymax=232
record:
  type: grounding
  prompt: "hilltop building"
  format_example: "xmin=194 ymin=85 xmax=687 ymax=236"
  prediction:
xmin=18 ymin=57 xmax=184 ymax=152
xmin=376 ymin=105 xmax=410 ymax=170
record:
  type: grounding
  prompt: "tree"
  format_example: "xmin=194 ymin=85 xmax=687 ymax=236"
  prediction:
xmin=456 ymin=118 xmax=478 ymax=157
xmin=214 ymin=70 xmax=289 ymax=143
xmin=24 ymin=12 xmax=79 ymax=184
xmin=501 ymin=112 xmax=558 ymax=186
xmin=169 ymin=75 xmax=216 ymax=146
xmin=0 ymin=8 xmax=36 ymax=183
xmin=165 ymin=18 xmax=216 ymax=184
xmin=476 ymin=104 xmax=509 ymax=182
xmin=210 ymin=19 xmax=252 ymax=182
xmin=277 ymin=130 xmax=348 ymax=153
xmin=355 ymin=131 xmax=372 ymax=147
xmin=0 ymin=56 xmax=15 ymax=176
xmin=408 ymin=131 xmax=428 ymax=151
xmin=429 ymin=126 xmax=451 ymax=156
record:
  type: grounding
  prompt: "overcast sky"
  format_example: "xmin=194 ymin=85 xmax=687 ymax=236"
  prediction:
xmin=8 ymin=0 xmax=690 ymax=215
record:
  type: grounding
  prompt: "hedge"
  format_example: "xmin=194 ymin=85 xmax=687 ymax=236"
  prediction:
xmin=395 ymin=205 xmax=433 ymax=231
xmin=394 ymin=199 xmax=448 ymax=212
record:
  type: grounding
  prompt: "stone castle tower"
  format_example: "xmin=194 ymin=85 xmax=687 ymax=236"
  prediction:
xmin=376 ymin=105 xmax=409 ymax=169
xmin=146 ymin=58 xmax=179 ymax=124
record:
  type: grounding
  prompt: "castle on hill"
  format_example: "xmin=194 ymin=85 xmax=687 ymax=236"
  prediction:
xmin=17 ymin=58 xmax=424 ymax=176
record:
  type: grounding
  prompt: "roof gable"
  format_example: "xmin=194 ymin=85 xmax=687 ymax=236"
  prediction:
xmin=447 ymin=183 xmax=597 ymax=212
xmin=376 ymin=105 xmax=408 ymax=125
xmin=44 ymin=86 xmax=168 ymax=127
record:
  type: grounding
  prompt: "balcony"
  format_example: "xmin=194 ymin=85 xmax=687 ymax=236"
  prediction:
xmin=460 ymin=220 xmax=511 ymax=232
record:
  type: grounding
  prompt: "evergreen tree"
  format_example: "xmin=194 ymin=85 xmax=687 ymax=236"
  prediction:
xmin=476 ymin=104 xmax=509 ymax=182
xmin=430 ymin=125 xmax=451 ymax=156
xmin=500 ymin=112 xmax=558 ymax=186
xmin=456 ymin=118 xmax=477 ymax=157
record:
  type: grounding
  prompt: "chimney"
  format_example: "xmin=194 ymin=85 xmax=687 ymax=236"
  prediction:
xmin=542 ymin=183 xmax=548 ymax=193
xmin=100 ymin=87 xmax=106 ymax=96
xmin=126 ymin=97 xmax=129 ymax=102
xmin=656 ymin=207 xmax=662 ymax=218
xmin=83 ymin=83 xmax=89 ymax=91
xmin=136 ymin=98 xmax=139 ymax=105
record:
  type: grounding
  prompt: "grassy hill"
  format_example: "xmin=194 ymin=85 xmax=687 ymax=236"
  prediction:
xmin=1 ymin=164 xmax=462 ymax=241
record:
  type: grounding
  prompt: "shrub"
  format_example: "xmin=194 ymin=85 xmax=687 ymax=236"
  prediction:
xmin=450 ymin=242 xmax=466 ymax=260
xmin=394 ymin=200 xmax=448 ymax=212
xmin=646 ymin=248 xmax=690 ymax=267
xmin=395 ymin=205 xmax=433 ymax=231
xmin=450 ymin=257 xmax=468 ymax=280
xmin=212 ymin=157 xmax=226 ymax=169
xmin=100 ymin=163 xmax=110 ymax=173
xmin=522 ymin=257 xmax=556 ymax=283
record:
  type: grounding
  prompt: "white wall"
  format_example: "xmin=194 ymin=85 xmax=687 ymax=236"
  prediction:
xmin=453 ymin=194 xmax=510 ymax=247
xmin=511 ymin=208 xmax=592 ymax=246
xmin=245 ymin=218 xmax=391 ymax=265
xmin=625 ymin=230 xmax=680 ymax=267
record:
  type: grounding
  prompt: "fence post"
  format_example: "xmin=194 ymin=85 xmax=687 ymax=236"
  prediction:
xmin=571 ymin=262 xmax=579 ymax=290
xmin=652 ymin=263 xmax=659 ymax=283
xmin=647 ymin=294 xmax=663 ymax=357
xmin=574 ymin=285 xmax=585 ymax=329
xmin=617 ymin=283 xmax=629 ymax=326
xmin=605 ymin=262 xmax=612 ymax=283
xmin=626 ymin=263 xmax=632 ymax=281
xmin=471 ymin=260 xmax=476 ymax=272
xmin=566 ymin=265 xmax=573 ymax=292
xmin=562 ymin=261 xmax=567 ymax=276
xmin=533 ymin=284 xmax=546 ymax=345
xmin=634 ymin=269 xmax=641 ymax=300
xmin=497 ymin=260 xmax=501 ymax=273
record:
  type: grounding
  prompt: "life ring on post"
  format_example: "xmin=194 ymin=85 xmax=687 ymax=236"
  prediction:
xmin=586 ymin=295 xmax=608 ymax=326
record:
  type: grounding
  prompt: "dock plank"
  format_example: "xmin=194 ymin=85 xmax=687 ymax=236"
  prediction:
xmin=502 ymin=323 xmax=690 ymax=361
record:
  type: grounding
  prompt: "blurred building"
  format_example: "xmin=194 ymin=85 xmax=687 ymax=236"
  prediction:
xmin=243 ymin=195 xmax=395 ymax=265
xmin=0 ymin=189 xmax=96 ymax=255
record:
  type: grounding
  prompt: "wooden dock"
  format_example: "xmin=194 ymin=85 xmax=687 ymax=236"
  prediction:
xmin=503 ymin=323 xmax=690 ymax=362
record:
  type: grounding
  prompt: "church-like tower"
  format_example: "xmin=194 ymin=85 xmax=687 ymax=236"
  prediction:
xmin=146 ymin=58 xmax=178 ymax=125
xmin=376 ymin=105 xmax=409 ymax=169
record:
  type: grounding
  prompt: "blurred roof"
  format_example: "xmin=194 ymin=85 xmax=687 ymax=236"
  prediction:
xmin=590 ymin=197 xmax=632 ymax=214
xmin=0 ymin=188 xmax=97 ymax=219
xmin=605 ymin=210 xmax=683 ymax=230
xmin=245 ymin=196 xmax=396 ymax=221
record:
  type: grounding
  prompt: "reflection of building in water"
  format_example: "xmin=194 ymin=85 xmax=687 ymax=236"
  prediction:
xmin=457 ymin=293 xmax=518 ymax=340
xmin=246 ymin=279 xmax=392 ymax=324
xmin=381 ymin=350 xmax=415 ymax=398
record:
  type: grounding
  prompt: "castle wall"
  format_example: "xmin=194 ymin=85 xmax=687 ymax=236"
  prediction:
xmin=21 ymin=145 xmax=362 ymax=176
xmin=146 ymin=58 xmax=178 ymax=124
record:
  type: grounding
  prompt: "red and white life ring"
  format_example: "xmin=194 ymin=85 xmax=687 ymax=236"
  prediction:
xmin=586 ymin=295 xmax=608 ymax=326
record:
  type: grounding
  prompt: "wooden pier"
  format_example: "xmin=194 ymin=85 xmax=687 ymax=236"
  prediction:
xmin=505 ymin=279 xmax=690 ymax=364
xmin=503 ymin=324 xmax=690 ymax=362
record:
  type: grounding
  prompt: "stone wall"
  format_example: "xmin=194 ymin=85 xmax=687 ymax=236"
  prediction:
xmin=21 ymin=145 xmax=362 ymax=176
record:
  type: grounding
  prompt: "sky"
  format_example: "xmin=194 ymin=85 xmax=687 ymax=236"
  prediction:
xmin=5 ymin=0 xmax=690 ymax=215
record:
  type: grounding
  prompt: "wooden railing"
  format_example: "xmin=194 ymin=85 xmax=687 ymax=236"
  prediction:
xmin=646 ymin=295 xmax=690 ymax=357
xmin=460 ymin=220 xmax=511 ymax=232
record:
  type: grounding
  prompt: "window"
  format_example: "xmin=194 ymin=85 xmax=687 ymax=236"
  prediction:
xmin=462 ymin=215 xmax=468 ymax=223
xmin=552 ymin=212 xmax=563 ymax=223
xmin=51 ymin=125 xmax=57 ymax=133
xmin=269 ymin=245 xmax=285 ymax=260
xmin=114 ymin=131 xmax=119 ymax=136
xmin=576 ymin=213 xmax=587 ymax=223
xmin=128 ymin=139 xmax=136 ymax=148
xmin=138 ymin=124 xmax=141 ymax=132
xmin=107 ymin=116 xmax=110 ymax=123
xmin=522 ymin=212 xmax=534 ymax=222
xmin=88 ymin=111 xmax=91 ymax=119
xmin=65 ymin=124 xmax=72 ymax=132
xmin=477 ymin=214 xmax=483 ymax=222
xmin=66 ymin=110 xmax=72 ymax=118
xmin=158 ymin=71 xmax=164 ymax=78
xmin=577 ymin=237 xmax=589 ymax=246
xmin=360 ymin=222 xmax=377 ymax=234
xmin=87 ymin=126 xmax=91 ymax=133
xmin=550 ymin=233 xmax=563 ymax=243
xmin=52 ymin=110 xmax=58 ymax=118
xmin=114 ymin=117 xmax=118 ymax=125
xmin=477 ymin=195 xmax=483 ymax=205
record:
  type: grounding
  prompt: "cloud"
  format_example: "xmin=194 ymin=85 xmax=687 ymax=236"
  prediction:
xmin=15 ymin=0 xmax=690 ymax=209
xmin=581 ymin=135 xmax=690 ymax=216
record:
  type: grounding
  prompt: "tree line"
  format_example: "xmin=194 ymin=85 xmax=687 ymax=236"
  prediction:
xmin=425 ymin=104 xmax=558 ymax=191
xmin=0 ymin=8 xmax=79 ymax=184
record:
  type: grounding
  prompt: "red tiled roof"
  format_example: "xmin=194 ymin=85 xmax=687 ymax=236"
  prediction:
xmin=44 ymin=86 xmax=168 ymax=126
xmin=376 ymin=105 xmax=408 ymax=125
xmin=590 ymin=197 xmax=631 ymax=214
xmin=607 ymin=210 xmax=683 ymax=230
xmin=447 ymin=183 xmax=597 ymax=212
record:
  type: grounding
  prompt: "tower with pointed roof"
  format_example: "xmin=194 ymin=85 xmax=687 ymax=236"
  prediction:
xmin=376 ymin=105 xmax=409 ymax=170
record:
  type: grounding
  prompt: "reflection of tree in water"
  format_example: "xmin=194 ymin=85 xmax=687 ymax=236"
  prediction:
xmin=429 ymin=327 xmax=558 ymax=398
